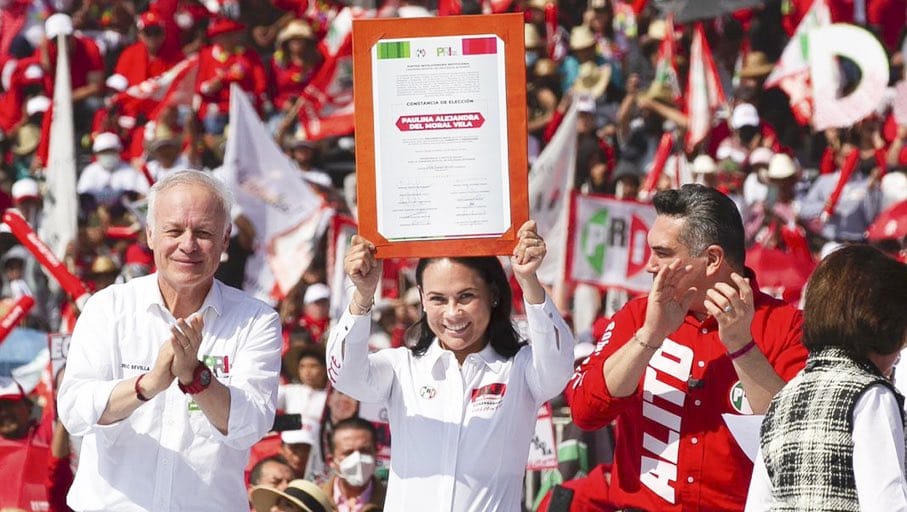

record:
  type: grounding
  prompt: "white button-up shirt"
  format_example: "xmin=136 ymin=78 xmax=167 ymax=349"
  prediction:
xmin=58 ymin=274 xmax=281 ymax=512
xmin=326 ymin=296 xmax=574 ymax=512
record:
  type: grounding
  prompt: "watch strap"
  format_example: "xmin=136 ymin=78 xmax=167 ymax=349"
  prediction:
xmin=178 ymin=361 xmax=212 ymax=395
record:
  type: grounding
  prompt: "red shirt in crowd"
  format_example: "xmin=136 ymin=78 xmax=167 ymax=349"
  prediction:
xmin=195 ymin=43 xmax=267 ymax=117
xmin=0 ymin=56 xmax=47 ymax=133
xmin=268 ymin=56 xmax=317 ymax=112
xmin=566 ymin=273 xmax=807 ymax=512
xmin=39 ymin=36 xmax=104 ymax=92
xmin=114 ymin=40 xmax=185 ymax=87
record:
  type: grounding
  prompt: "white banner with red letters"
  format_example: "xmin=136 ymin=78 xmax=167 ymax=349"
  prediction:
xmin=527 ymin=403 xmax=558 ymax=471
xmin=567 ymin=193 xmax=656 ymax=293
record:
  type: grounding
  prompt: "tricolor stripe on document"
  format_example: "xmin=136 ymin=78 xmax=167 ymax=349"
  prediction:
xmin=461 ymin=37 xmax=497 ymax=55
xmin=377 ymin=41 xmax=410 ymax=59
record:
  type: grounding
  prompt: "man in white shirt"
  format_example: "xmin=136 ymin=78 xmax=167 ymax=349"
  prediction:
xmin=58 ymin=170 xmax=282 ymax=511
xmin=77 ymin=132 xmax=151 ymax=206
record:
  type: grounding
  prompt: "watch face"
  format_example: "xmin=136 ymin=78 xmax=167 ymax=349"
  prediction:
xmin=199 ymin=368 xmax=212 ymax=387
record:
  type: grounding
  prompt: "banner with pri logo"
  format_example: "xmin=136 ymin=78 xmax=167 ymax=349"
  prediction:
xmin=526 ymin=403 xmax=558 ymax=471
xmin=566 ymin=193 xmax=656 ymax=293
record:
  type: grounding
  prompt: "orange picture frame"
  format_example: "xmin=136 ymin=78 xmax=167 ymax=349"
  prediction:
xmin=352 ymin=13 xmax=529 ymax=259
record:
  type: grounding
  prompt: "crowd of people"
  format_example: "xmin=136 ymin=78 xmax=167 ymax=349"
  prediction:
xmin=1 ymin=0 xmax=907 ymax=510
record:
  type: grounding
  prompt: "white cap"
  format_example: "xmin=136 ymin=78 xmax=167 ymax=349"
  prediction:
xmin=23 ymin=64 xmax=44 ymax=81
xmin=280 ymin=418 xmax=319 ymax=445
xmin=25 ymin=95 xmax=50 ymax=116
xmin=12 ymin=178 xmax=41 ymax=202
xmin=692 ymin=154 xmax=717 ymax=175
xmin=749 ymin=147 xmax=773 ymax=167
xmin=24 ymin=24 xmax=45 ymax=48
xmin=45 ymin=13 xmax=74 ymax=39
xmin=105 ymin=73 xmax=128 ymax=92
xmin=767 ymin=153 xmax=797 ymax=180
xmin=303 ymin=283 xmax=330 ymax=305
xmin=730 ymin=103 xmax=759 ymax=129
xmin=92 ymin=132 xmax=122 ymax=153
xmin=301 ymin=171 xmax=333 ymax=189
xmin=881 ymin=172 xmax=907 ymax=205
xmin=575 ymin=95 xmax=596 ymax=114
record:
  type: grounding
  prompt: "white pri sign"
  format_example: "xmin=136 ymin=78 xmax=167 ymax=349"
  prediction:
xmin=527 ymin=403 xmax=558 ymax=471
xmin=567 ymin=193 xmax=657 ymax=293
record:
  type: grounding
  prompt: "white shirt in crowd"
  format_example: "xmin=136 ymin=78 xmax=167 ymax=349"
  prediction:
xmin=326 ymin=295 xmax=574 ymax=512
xmin=58 ymin=274 xmax=281 ymax=512
xmin=77 ymin=160 xmax=151 ymax=204
xmin=745 ymin=385 xmax=907 ymax=511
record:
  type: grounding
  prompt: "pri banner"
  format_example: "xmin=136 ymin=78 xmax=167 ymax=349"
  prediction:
xmin=567 ymin=193 xmax=656 ymax=293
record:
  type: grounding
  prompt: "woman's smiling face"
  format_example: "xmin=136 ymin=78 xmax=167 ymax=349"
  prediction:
xmin=421 ymin=259 xmax=495 ymax=363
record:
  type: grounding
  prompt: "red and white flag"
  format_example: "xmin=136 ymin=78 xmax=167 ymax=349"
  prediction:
xmin=684 ymin=23 xmax=726 ymax=152
xmin=220 ymin=84 xmax=326 ymax=303
xmin=763 ymin=0 xmax=831 ymax=125
xmin=296 ymin=7 xmax=366 ymax=140
xmin=652 ymin=14 xmax=682 ymax=108
xmin=113 ymin=55 xmax=199 ymax=121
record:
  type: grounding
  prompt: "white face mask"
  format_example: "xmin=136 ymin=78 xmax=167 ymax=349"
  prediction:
xmin=337 ymin=451 xmax=376 ymax=487
xmin=96 ymin=153 xmax=120 ymax=171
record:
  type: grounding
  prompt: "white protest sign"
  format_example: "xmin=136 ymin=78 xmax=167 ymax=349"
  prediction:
xmin=810 ymin=23 xmax=889 ymax=130
xmin=567 ymin=193 xmax=656 ymax=293
xmin=48 ymin=333 xmax=70 ymax=380
xmin=527 ymin=403 xmax=558 ymax=471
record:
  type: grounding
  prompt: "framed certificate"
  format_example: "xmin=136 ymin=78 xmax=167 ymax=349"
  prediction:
xmin=352 ymin=13 xmax=528 ymax=258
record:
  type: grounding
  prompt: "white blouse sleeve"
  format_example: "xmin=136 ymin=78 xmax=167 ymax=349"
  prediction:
xmin=853 ymin=384 xmax=907 ymax=512
xmin=325 ymin=307 xmax=397 ymax=404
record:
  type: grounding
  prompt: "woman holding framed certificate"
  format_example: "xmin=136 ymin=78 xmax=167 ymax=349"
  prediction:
xmin=325 ymin=220 xmax=574 ymax=511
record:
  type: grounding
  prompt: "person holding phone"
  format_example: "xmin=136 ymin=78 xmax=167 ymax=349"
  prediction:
xmin=567 ymin=184 xmax=807 ymax=511
xmin=326 ymin=220 xmax=574 ymax=511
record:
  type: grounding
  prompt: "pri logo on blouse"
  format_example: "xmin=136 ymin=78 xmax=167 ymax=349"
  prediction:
xmin=419 ymin=386 xmax=437 ymax=400
xmin=729 ymin=381 xmax=753 ymax=414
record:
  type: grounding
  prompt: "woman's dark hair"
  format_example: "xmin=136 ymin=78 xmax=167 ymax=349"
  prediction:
xmin=803 ymin=244 xmax=907 ymax=359
xmin=406 ymin=256 xmax=523 ymax=359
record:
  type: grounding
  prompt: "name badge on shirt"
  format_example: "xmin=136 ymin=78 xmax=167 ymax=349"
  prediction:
xmin=469 ymin=383 xmax=506 ymax=416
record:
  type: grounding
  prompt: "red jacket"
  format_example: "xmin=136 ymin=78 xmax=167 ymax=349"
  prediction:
xmin=566 ymin=275 xmax=806 ymax=511
xmin=195 ymin=44 xmax=267 ymax=116
xmin=114 ymin=40 xmax=184 ymax=87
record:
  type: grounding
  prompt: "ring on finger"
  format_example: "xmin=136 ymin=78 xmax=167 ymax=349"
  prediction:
xmin=723 ymin=304 xmax=733 ymax=313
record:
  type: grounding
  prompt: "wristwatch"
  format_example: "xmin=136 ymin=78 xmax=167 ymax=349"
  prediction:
xmin=178 ymin=361 xmax=213 ymax=395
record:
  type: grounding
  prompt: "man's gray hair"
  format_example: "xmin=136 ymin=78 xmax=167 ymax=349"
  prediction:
xmin=146 ymin=170 xmax=234 ymax=233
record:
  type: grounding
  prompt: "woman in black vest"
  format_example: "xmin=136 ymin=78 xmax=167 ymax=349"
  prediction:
xmin=746 ymin=244 xmax=907 ymax=511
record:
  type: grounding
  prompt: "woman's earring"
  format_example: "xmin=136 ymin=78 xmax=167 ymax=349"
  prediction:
xmin=492 ymin=298 xmax=499 ymax=308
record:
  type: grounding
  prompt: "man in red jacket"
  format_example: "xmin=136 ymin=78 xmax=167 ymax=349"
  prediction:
xmin=195 ymin=17 xmax=267 ymax=136
xmin=114 ymin=11 xmax=185 ymax=87
xmin=566 ymin=184 xmax=807 ymax=511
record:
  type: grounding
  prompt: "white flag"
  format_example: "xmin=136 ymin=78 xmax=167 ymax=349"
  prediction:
xmin=220 ymin=84 xmax=324 ymax=303
xmin=40 ymin=34 xmax=78 ymax=264
xmin=529 ymin=100 xmax=578 ymax=285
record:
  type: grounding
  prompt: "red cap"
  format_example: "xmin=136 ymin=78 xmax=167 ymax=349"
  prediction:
xmin=206 ymin=17 xmax=246 ymax=39
xmin=137 ymin=11 xmax=164 ymax=30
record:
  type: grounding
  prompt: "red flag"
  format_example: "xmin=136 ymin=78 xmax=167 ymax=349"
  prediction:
xmin=296 ymin=7 xmax=362 ymax=141
xmin=684 ymin=23 xmax=726 ymax=152
xmin=821 ymin=147 xmax=860 ymax=222
xmin=2 ymin=210 xmax=91 ymax=308
xmin=0 ymin=296 xmax=35 ymax=345
xmin=640 ymin=132 xmax=674 ymax=199
xmin=652 ymin=14 xmax=682 ymax=108
xmin=764 ymin=0 xmax=831 ymax=126
xmin=113 ymin=55 xmax=199 ymax=121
